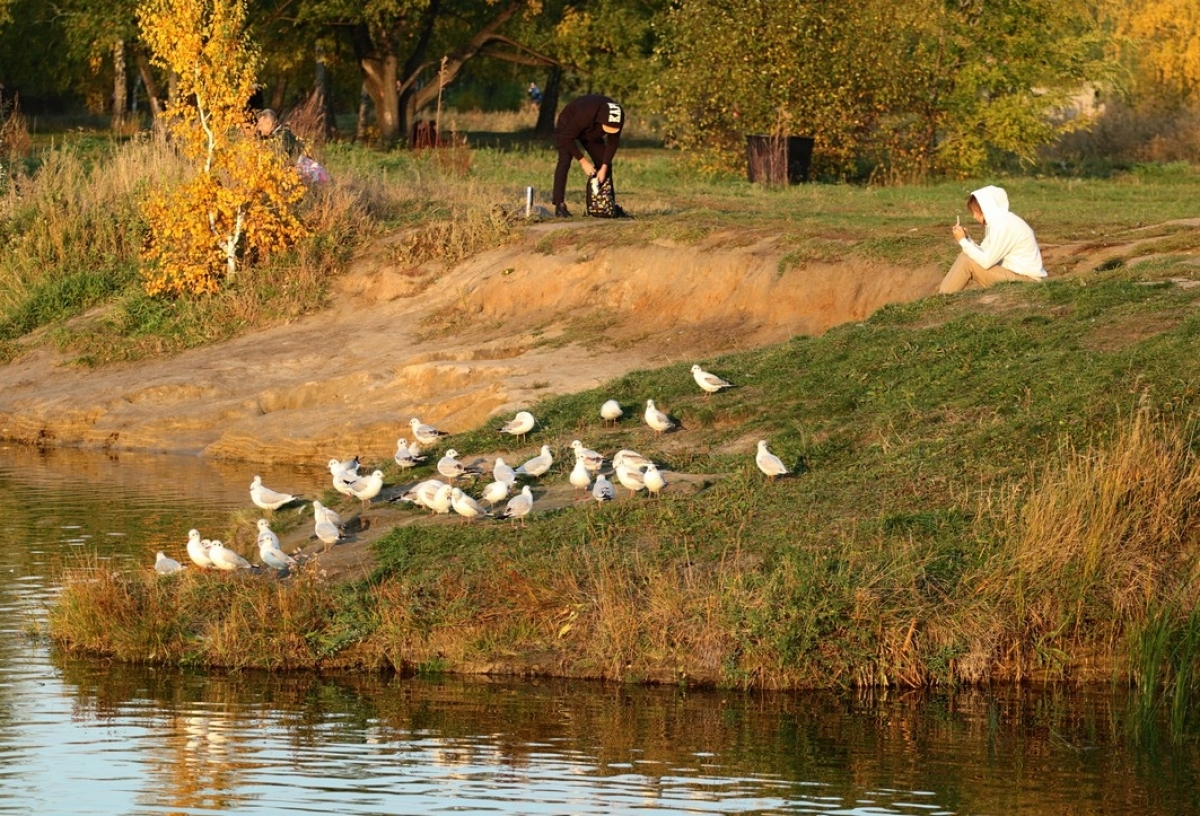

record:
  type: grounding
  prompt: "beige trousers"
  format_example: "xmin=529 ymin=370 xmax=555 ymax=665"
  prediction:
xmin=938 ymin=253 xmax=1042 ymax=294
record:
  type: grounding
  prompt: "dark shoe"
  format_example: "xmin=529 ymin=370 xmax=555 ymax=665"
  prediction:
xmin=554 ymin=203 xmax=572 ymax=218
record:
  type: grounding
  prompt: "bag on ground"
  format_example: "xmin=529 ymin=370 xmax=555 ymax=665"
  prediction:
xmin=585 ymin=176 xmax=617 ymax=218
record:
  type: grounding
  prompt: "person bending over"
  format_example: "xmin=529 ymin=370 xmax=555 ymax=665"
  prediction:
xmin=939 ymin=185 xmax=1046 ymax=294
xmin=552 ymin=94 xmax=625 ymax=218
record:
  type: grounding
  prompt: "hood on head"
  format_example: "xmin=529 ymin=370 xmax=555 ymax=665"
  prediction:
xmin=970 ymin=185 xmax=1009 ymax=223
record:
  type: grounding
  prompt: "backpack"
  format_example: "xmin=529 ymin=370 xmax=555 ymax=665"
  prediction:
xmin=585 ymin=176 xmax=618 ymax=218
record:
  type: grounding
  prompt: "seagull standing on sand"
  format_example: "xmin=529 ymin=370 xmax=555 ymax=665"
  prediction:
xmin=515 ymin=445 xmax=554 ymax=478
xmin=314 ymin=512 xmax=342 ymax=553
xmin=756 ymin=440 xmax=790 ymax=480
xmin=498 ymin=411 xmax=536 ymax=442
xmin=501 ymin=485 xmax=534 ymax=526
xmin=186 ymin=528 xmax=214 ymax=569
xmin=155 ymin=551 xmax=184 ymax=574
xmin=312 ymin=500 xmax=342 ymax=529
xmin=438 ymin=450 xmax=482 ymax=482
xmin=349 ymin=469 xmax=385 ymax=510
xmin=592 ymin=473 xmax=615 ymax=504
xmin=644 ymin=399 xmax=677 ymax=434
xmin=398 ymin=479 xmax=448 ymax=513
xmin=250 ymin=475 xmax=298 ymax=511
xmin=394 ymin=438 xmax=426 ymax=469
xmin=615 ymin=463 xmax=648 ymax=498
xmin=492 ymin=457 xmax=517 ymax=486
xmin=409 ymin=417 xmax=450 ymax=446
xmin=451 ymin=487 xmax=489 ymax=523
xmin=600 ymin=399 xmax=624 ymax=426
xmin=428 ymin=483 xmax=455 ymax=515
xmin=691 ymin=364 xmax=734 ymax=397
xmin=208 ymin=540 xmax=252 ymax=571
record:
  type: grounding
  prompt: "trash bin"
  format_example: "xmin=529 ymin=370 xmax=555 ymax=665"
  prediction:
xmin=746 ymin=135 xmax=814 ymax=185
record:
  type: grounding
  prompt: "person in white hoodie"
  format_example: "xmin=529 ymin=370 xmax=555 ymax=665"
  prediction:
xmin=938 ymin=185 xmax=1047 ymax=294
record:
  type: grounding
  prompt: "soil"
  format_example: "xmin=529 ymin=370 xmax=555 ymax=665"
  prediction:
xmin=0 ymin=218 xmax=1164 ymax=579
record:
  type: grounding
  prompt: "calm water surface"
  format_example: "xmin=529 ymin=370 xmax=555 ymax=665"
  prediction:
xmin=1 ymin=443 xmax=1198 ymax=815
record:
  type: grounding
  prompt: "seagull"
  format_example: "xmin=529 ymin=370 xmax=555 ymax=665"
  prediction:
xmin=756 ymin=439 xmax=790 ymax=480
xmin=450 ymin=487 xmax=489 ymax=523
xmin=501 ymin=485 xmax=534 ymax=526
xmin=570 ymin=440 xmax=605 ymax=473
xmin=492 ymin=456 xmax=517 ymax=486
xmin=258 ymin=527 xmax=297 ymax=572
xmin=155 ymin=551 xmax=184 ymax=575
xmin=409 ymin=417 xmax=450 ymax=446
xmin=615 ymin=463 xmax=647 ymax=498
xmin=480 ymin=479 xmax=510 ymax=508
xmin=348 ymin=469 xmax=385 ymax=509
xmin=498 ymin=410 xmax=536 ymax=442
xmin=314 ymin=513 xmax=341 ymax=553
xmin=569 ymin=457 xmax=592 ymax=496
xmin=592 ymin=473 xmax=615 ymax=504
xmin=691 ymin=364 xmax=734 ymax=397
xmin=644 ymin=463 xmax=666 ymax=498
xmin=394 ymin=437 xmax=426 ymax=469
xmin=428 ymin=483 xmax=455 ymax=515
xmin=186 ymin=528 xmax=214 ymax=569
xmin=329 ymin=455 xmax=361 ymax=478
xmin=644 ymin=399 xmax=677 ymax=434
xmin=256 ymin=518 xmax=280 ymax=551
xmin=208 ymin=540 xmax=252 ymax=571
xmin=312 ymin=500 xmax=342 ymax=529
xmin=600 ymin=399 xmax=624 ymax=426
xmin=613 ymin=449 xmax=653 ymax=471
xmin=515 ymin=445 xmax=554 ymax=478
xmin=250 ymin=475 xmax=298 ymax=511
xmin=438 ymin=449 xmax=482 ymax=482
xmin=396 ymin=479 xmax=449 ymax=512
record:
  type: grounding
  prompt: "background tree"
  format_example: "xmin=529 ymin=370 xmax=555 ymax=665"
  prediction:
xmin=1109 ymin=0 xmax=1200 ymax=107
xmin=138 ymin=0 xmax=306 ymax=296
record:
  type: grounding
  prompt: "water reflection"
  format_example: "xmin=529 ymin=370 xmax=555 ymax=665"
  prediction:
xmin=1 ymin=444 xmax=1199 ymax=815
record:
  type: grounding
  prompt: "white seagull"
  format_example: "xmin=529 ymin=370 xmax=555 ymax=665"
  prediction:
xmin=155 ymin=551 xmax=184 ymax=575
xmin=644 ymin=463 xmax=666 ymax=498
xmin=592 ymin=473 xmax=615 ymax=504
xmin=756 ymin=440 xmax=790 ymax=480
xmin=256 ymin=518 xmax=280 ymax=551
xmin=329 ymin=455 xmax=361 ymax=478
xmin=615 ymin=463 xmax=647 ymax=498
xmin=498 ymin=410 xmax=536 ymax=442
xmin=480 ymin=479 xmax=510 ymax=508
xmin=613 ymin=449 xmax=653 ymax=471
xmin=501 ymin=485 xmax=534 ymax=526
xmin=409 ymin=417 xmax=450 ymax=446
xmin=600 ymin=399 xmax=624 ymax=426
xmin=394 ymin=437 xmax=426 ymax=469
xmin=397 ymin=479 xmax=449 ymax=513
xmin=312 ymin=500 xmax=342 ymax=529
xmin=349 ymin=469 xmax=385 ymax=509
xmin=258 ymin=527 xmax=297 ymax=572
xmin=438 ymin=449 xmax=482 ymax=482
xmin=208 ymin=540 xmax=252 ymax=571
xmin=492 ymin=456 xmax=517 ymax=486
xmin=186 ymin=528 xmax=214 ymax=569
xmin=644 ymin=399 xmax=677 ymax=434
xmin=691 ymin=364 xmax=734 ymax=397
xmin=314 ymin=513 xmax=342 ymax=553
xmin=569 ymin=457 xmax=592 ymax=496
xmin=450 ymin=487 xmax=489 ymax=523
xmin=250 ymin=475 xmax=298 ymax=511
xmin=570 ymin=440 xmax=605 ymax=473
xmin=515 ymin=445 xmax=554 ymax=478
xmin=428 ymin=483 xmax=455 ymax=515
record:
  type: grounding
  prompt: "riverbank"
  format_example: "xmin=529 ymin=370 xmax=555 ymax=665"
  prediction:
xmin=44 ymin=208 xmax=1200 ymax=691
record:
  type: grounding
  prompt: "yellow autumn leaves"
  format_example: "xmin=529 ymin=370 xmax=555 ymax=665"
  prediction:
xmin=137 ymin=0 xmax=307 ymax=297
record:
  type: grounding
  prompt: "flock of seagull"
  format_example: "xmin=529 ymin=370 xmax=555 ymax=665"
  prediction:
xmin=154 ymin=364 xmax=792 ymax=577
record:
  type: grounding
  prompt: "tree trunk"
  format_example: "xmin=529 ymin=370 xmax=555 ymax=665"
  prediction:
xmin=535 ymin=66 xmax=561 ymax=137
xmin=112 ymin=40 xmax=127 ymax=130
xmin=361 ymin=53 xmax=401 ymax=147
xmin=133 ymin=48 xmax=166 ymax=135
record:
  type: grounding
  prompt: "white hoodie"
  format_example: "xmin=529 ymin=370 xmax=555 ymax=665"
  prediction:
xmin=958 ymin=185 xmax=1046 ymax=279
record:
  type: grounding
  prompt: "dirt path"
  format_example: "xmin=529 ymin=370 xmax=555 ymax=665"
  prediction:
xmin=0 ymin=222 xmax=943 ymax=463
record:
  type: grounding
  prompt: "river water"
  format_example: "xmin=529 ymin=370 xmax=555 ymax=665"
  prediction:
xmin=1 ymin=443 xmax=1198 ymax=815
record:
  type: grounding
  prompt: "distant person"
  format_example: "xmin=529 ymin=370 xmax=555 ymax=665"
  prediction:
xmin=527 ymin=82 xmax=543 ymax=108
xmin=254 ymin=108 xmax=300 ymax=160
xmin=939 ymin=185 xmax=1046 ymax=293
xmin=552 ymin=94 xmax=625 ymax=218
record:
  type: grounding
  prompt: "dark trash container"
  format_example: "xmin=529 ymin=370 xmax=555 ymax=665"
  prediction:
xmin=746 ymin=135 xmax=814 ymax=185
